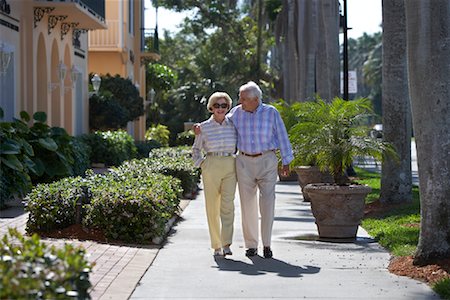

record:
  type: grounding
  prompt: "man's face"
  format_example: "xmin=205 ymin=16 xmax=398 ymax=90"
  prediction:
xmin=239 ymin=90 xmax=259 ymax=112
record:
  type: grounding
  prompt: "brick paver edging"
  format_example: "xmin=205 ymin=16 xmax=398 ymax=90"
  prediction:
xmin=0 ymin=199 xmax=191 ymax=300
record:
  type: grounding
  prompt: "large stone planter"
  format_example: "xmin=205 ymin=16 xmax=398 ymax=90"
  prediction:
xmin=294 ymin=166 xmax=333 ymax=201
xmin=278 ymin=167 xmax=298 ymax=181
xmin=303 ymin=183 xmax=372 ymax=239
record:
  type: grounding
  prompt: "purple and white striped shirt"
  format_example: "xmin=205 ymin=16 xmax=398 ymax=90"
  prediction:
xmin=228 ymin=103 xmax=293 ymax=165
xmin=192 ymin=116 xmax=237 ymax=167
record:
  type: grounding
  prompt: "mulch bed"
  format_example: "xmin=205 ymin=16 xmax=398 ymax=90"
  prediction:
xmin=38 ymin=224 xmax=108 ymax=243
xmin=364 ymin=200 xmax=450 ymax=284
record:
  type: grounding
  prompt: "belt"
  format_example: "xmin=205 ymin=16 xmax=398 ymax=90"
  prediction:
xmin=207 ymin=152 xmax=235 ymax=157
xmin=240 ymin=150 xmax=275 ymax=157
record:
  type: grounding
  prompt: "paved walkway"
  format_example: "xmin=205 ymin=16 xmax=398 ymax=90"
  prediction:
xmin=1 ymin=174 xmax=437 ymax=299
xmin=131 ymin=181 xmax=438 ymax=299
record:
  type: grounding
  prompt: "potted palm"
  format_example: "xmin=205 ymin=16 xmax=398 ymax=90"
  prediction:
xmin=274 ymin=100 xmax=333 ymax=200
xmin=290 ymin=97 xmax=397 ymax=239
xmin=272 ymin=100 xmax=300 ymax=182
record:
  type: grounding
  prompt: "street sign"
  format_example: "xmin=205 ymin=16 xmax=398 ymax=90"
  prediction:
xmin=340 ymin=70 xmax=357 ymax=94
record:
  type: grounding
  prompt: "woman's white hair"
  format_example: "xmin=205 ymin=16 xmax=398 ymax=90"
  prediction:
xmin=239 ymin=81 xmax=262 ymax=103
xmin=207 ymin=92 xmax=233 ymax=112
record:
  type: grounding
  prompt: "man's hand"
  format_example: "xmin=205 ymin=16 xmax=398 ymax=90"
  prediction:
xmin=281 ymin=165 xmax=290 ymax=177
xmin=193 ymin=123 xmax=201 ymax=135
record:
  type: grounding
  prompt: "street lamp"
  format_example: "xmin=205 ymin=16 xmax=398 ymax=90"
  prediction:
xmin=339 ymin=0 xmax=349 ymax=100
xmin=91 ymin=74 xmax=101 ymax=95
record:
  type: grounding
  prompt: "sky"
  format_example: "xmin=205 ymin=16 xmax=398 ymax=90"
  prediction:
xmin=144 ymin=0 xmax=382 ymax=40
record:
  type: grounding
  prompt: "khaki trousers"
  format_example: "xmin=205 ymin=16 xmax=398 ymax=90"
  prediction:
xmin=236 ymin=151 xmax=278 ymax=248
xmin=201 ymin=156 xmax=237 ymax=249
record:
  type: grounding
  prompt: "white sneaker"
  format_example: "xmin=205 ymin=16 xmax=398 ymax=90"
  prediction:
xmin=223 ymin=246 xmax=232 ymax=256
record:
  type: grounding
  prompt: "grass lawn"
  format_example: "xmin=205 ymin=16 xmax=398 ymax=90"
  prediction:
xmin=355 ymin=167 xmax=449 ymax=298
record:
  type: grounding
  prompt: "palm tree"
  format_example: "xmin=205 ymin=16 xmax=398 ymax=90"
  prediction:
xmin=405 ymin=0 xmax=450 ymax=264
xmin=380 ymin=0 xmax=412 ymax=204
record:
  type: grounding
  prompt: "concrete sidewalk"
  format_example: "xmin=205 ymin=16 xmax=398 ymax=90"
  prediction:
xmin=131 ymin=181 xmax=438 ymax=299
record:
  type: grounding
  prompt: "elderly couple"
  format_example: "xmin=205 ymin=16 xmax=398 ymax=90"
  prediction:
xmin=192 ymin=81 xmax=293 ymax=258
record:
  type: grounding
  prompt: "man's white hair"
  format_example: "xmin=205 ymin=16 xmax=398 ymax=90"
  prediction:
xmin=239 ymin=81 xmax=262 ymax=102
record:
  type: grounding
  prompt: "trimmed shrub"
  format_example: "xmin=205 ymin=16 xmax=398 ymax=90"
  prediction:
xmin=83 ymin=172 xmax=181 ymax=243
xmin=72 ymin=137 xmax=91 ymax=176
xmin=25 ymin=176 xmax=88 ymax=233
xmin=135 ymin=139 xmax=161 ymax=158
xmin=175 ymin=130 xmax=195 ymax=146
xmin=80 ymin=130 xmax=137 ymax=166
xmin=113 ymin=153 xmax=200 ymax=196
xmin=0 ymin=228 xmax=92 ymax=299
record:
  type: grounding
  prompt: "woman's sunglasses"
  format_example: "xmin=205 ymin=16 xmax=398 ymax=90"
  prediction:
xmin=213 ymin=103 xmax=228 ymax=109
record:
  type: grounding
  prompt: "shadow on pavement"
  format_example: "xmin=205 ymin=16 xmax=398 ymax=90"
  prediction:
xmin=213 ymin=255 xmax=320 ymax=278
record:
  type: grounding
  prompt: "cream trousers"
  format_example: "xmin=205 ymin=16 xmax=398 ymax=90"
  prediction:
xmin=236 ymin=151 xmax=278 ymax=248
xmin=201 ymin=156 xmax=237 ymax=249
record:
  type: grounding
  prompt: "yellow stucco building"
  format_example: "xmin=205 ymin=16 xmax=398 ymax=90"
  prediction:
xmin=0 ymin=0 xmax=158 ymax=140
xmin=89 ymin=0 xmax=159 ymax=140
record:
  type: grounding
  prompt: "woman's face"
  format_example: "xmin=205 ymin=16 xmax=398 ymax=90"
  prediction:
xmin=212 ymin=97 xmax=229 ymax=118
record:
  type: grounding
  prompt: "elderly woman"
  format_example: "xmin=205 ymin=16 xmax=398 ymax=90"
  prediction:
xmin=192 ymin=92 xmax=237 ymax=257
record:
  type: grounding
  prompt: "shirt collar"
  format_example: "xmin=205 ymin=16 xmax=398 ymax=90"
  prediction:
xmin=208 ymin=115 xmax=231 ymax=125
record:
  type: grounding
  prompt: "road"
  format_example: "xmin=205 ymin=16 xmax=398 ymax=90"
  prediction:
xmin=355 ymin=140 xmax=419 ymax=185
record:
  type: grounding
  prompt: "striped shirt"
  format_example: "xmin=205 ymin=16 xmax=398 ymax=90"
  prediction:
xmin=192 ymin=116 xmax=237 ymax=167
xmin=228 ymin=103 xmax=293 ymax=165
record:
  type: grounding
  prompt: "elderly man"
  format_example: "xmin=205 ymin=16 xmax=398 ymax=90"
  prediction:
xmin=228 ymin=81 xmax=293 ymax=258
xmin=194 ymin=81 xmax=293 ymax=258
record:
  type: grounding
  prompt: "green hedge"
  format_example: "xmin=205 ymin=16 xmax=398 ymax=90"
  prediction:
xmin=25 ymin=147 xmax=199 ymax=243
xmin=25 ymin=177 xmax=87 ymax=233
xmin=80 ymin=130 xmax=137 ymax=166
xmin=113 ymin=146 xmax=200 ymax=196
xmin=84 ymin=173 xmax=181 ymax=243
xmin=0 ymin=228 xmax=92 ymax=299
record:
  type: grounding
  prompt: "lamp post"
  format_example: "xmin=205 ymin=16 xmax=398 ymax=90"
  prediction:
xmin=341 ymin=0 xmax=349 ymax=101
xmin=91 ymin=74 xmax=101 ymax=95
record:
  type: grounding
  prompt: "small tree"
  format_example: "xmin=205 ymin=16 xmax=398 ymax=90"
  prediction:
xmin=89 ymin=74 xmax=144 ymax=130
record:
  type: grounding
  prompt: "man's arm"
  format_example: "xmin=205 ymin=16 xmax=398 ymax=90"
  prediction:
xmin=193 ymin=123 xmax=201 ymax=135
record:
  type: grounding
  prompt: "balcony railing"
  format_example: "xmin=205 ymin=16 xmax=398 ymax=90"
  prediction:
xmin=34 ymin=0 xmax=106 ymax=29
xmin=89 ymin=20 xmax=120 ymax=49
xmin=141 ymin=27 xmax=159 ymax=53
xmin=78 ymin=0 xmax=105 ymax=20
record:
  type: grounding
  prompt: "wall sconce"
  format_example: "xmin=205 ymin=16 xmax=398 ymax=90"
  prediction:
xmin=48 ymin=61 xmax=68 ymax=91
xmin=91 ymin=73 xmax=101 ymax=94
xmin=145 ymin=88 xmax=155 ymax=107
xmin=0 ymin=43 xmax=12 ymax=76
xmin=70 ymin=65 xmax=81 ymax=87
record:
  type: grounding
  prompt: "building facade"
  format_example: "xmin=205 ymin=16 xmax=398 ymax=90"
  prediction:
xmin=0 ymin=0 xmax=106 ymax=136
xmin=1 ymin=0 xmax=157 ymax=140
xmin=88 ymin=0 xmax=159 ymax=140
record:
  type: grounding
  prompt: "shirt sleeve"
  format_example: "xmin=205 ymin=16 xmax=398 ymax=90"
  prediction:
xmin=192 ymin=133 xmax=205 ymax=168
xmin=274 ymin=110 xmax=294 ymax=165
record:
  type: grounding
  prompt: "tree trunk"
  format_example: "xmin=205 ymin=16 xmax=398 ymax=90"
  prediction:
xmin=380 ymin=0 xmax=412 ymax=204
xmin=274 ymin=0 xmax=339 ymax=103
xmin=315 ymin=0 xmax=340 ymax=101
xmin=405 ymin=0 xmax=450 ymax=264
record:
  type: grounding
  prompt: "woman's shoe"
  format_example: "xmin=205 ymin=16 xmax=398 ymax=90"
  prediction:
xmin=245 ymin=248 xmax=257 ymax=257
xmin=213 ymin=248 xmax=223 ymax=256
xmin=223 ymin=246 xmax=232 ymax=256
